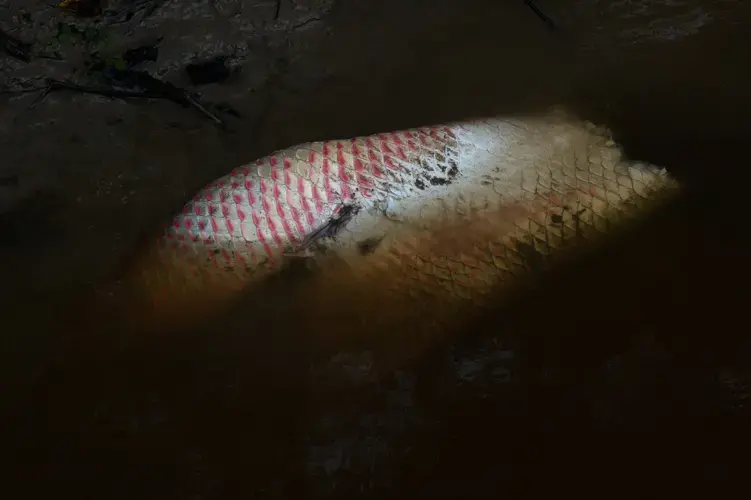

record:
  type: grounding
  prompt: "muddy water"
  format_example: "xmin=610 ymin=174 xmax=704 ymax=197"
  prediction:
xmin=2 ymin=1 xmax=751 ymax=498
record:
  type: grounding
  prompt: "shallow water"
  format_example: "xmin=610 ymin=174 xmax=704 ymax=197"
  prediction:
xmin=2 ymin=1 xmax=751 ymax=497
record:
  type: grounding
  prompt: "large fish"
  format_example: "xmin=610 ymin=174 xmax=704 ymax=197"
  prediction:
xmin=123 ymin=108 xmax=678 ymax=333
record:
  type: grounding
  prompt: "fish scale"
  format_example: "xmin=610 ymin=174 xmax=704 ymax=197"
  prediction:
xmin=127 ymin=108 xmax=678 ymax=328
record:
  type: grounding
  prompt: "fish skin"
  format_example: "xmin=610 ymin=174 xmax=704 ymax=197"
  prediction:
xmin=121 ymin=108 xmax=678 ymax=333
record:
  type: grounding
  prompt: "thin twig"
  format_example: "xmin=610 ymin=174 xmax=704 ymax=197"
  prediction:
xmin=182 ymin=92 xmax=224 ymax=127
xmin=0 ymin=86 xmax=44 ymax=95
xmin=522 ymin=0 xmax=559 ymax=32
xmin=30 ymin=79 xmax=162 ymax=104
xmin=23 ymin=77 xmax=230 ymax=129
xmin=274 ymin=0 xmax=282 ymax=19
xmin=107 ymin=70 xmax=228 ymax=127
xmin=290 ymin=16 xmax=322 ymax=30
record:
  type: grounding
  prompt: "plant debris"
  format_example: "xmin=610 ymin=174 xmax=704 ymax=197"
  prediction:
xmin=0 ymin=28 xmax=32 ymax=62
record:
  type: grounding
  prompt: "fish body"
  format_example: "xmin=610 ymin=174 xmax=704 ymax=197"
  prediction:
xmin=127 ymin=108 xmax=678 ymax=330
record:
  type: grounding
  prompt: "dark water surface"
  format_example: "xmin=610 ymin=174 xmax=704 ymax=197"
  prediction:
xmin=2 ymin=1 xmax=751 ymax=497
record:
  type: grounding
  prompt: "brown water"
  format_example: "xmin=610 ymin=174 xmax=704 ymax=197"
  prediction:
xmin=2 ymin=0 xmax=751 ymax=497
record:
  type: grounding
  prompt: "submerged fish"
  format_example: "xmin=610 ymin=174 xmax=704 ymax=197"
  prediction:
xmin=122 ymin=108 xmax=678 ymax=332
